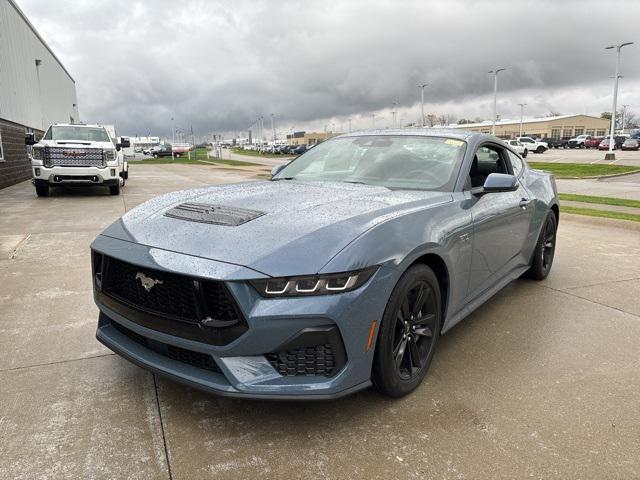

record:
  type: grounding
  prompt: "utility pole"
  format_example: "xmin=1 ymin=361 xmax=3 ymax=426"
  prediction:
xmin=518 ymin=103 xmax=527 ymax=137
xmin=418 ymin=83 xmax=427 ymax=127
xmin=605 ymin=42 xmax=633 ymax=159
xmin=488 ymin=68 xmax=506 ymax=136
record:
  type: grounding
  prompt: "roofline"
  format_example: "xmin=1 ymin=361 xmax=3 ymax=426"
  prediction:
xmin=7 ymin=0 xmax=75 ymax=83
xmin=448 ymin=114 xmax=608 ymax=129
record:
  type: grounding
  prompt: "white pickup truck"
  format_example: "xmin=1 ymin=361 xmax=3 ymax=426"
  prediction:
xmin=28 ymin=123 xmax=129 ymax=196
xmin=516 ymin=136 xmax=548 ymax=154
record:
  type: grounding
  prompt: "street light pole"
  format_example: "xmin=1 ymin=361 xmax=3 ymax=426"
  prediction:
xmin=371 ymin=113 xmax=376 ymax=128
xmin=518 ymin=103 xmax=527 ymax=137
xmin=270 ymin=114 xmax=275 ymax=143
xmin=392 ymin=100 xmax=398 ymax=128
xmin=348 ymin=118 xmax=352 ymax=132
xmin=605 ymin=42 xmax=633 ymax=158
xmin=488 ymin=68 xmax=505 ymax=136
xmin=418 ymin=84 xmax=427 ymax=127
xmin=622 ymin=104 xmax=629 ymax=132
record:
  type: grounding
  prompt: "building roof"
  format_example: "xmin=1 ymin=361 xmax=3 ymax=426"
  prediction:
xmin=7 ymin=0 xmax=75 ymax=83
xmin=338 ymin=128 xmax=477 ymax=141
xmin=448 ymin=114 xmax=605 ymax=129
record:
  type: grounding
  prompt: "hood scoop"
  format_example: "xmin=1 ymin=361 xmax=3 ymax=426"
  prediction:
xmin=164 ymin=202 xmax=265 ymax=226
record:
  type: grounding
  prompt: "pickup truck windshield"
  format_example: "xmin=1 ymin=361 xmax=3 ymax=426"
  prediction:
xmin=43 ymin=126 xmax=110 ymax=142
xmin=274 ymin=135 xmax=466 ymax=191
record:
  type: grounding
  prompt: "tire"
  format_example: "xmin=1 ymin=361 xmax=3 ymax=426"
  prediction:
xmin=526 ymin=210 xmax=557 ymax=281
xmin=175 ymin=153 xmax=181 ymax=158
xmin=153 ymin=154 xmax=159 ymax=158
xmin=536 ymin=146 xmax=545 ymax=153
xmin=35 ymin=184 xmax=49 ymax=197
xmin=372 ymin=264 xmax=442 ymax=397
xmin=109 ymin=183 xmax=120 ymax=196
xmin=522 ymin=149 xmax=528 ymax=158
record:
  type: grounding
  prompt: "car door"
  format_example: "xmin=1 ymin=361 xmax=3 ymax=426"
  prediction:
xmin=465 ymin=143 xmax=534 ymax=300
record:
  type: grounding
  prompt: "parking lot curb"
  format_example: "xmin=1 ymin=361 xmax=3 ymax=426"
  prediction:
xmin=561 ymin=212 xmax=640 ymax=231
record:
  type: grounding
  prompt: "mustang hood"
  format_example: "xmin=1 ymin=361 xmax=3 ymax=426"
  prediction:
xmin=101 ymin=181 xmax=450 ymax=277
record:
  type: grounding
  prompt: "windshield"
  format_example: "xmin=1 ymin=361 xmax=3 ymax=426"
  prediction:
xmin=43 ymin=126 xmax=110 ymax=142
xmin=274 ymin=135 xmax=466 ymax=191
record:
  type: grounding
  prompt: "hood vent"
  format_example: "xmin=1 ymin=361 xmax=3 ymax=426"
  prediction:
xmin=164 ymin=202 xmax=265 ymax=226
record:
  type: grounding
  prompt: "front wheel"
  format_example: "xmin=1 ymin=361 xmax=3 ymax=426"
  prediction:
xmin=536 ymin=146 xmax=546 ymax=153
xmin=109 ymin=183 xmax=120 ymax=196
xmin=522 ymin=149 xmax=528 ymax=158
xmin=372 ymin=264 xmax=442 ymax=397
xmin=526 ymin=211 xmax=557 ymax=280
xmin=35 ymin=184 xmax=49 ymax=197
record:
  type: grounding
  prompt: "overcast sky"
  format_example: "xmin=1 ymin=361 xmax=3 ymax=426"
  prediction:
xmin=17 ymin=0 xmax=640 ymax=138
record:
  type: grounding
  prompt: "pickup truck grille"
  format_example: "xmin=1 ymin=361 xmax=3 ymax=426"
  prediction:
xmin=43 ymin=147 xmax=104 ymax=167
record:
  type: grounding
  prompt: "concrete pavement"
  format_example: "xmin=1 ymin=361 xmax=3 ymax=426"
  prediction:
xmin=1 ymin=164 xmax=639 ymax=479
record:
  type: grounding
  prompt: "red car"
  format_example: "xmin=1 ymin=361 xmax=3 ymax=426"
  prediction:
xmin=585 ymin=136 xmax=603 ymax=148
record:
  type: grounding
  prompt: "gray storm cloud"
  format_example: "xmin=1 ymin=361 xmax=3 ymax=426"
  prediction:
xmin=17 ymin=0 xmax=640 ymax=136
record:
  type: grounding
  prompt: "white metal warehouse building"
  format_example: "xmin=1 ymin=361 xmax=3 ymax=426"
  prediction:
xmin=0 ymin=0 xmax=79 ymax=188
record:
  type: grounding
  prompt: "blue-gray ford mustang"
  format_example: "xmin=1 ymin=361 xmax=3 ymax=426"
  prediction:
xmin=92 ymin=129 xmax=558 ymax=399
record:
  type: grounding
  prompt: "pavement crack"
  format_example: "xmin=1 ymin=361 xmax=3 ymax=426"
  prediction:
xmin=540 ymin=284 xmax=640 ymax=319
xmin=562 ymin=276 xmax=640 ymax=291
xmin=9 ymin=233 xmax=31 ymax=259
xmin=0 ymin=352 xmax=115 ymax=373
xmin=153 ymin=374 xmax=174 ymax=480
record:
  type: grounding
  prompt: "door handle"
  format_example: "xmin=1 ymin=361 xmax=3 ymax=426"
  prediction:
xmin=519 ymin=198 xmax=531 ymax=209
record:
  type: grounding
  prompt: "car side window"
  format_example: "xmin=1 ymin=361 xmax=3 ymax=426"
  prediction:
xmin=467 ymin=145 xmax=509 ymax=188
xmin=507 ymin=151 xmax=524 ymax=177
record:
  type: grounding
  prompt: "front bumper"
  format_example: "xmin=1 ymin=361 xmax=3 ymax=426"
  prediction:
xmin=92 ymin=235 xmax=396 ymax=399
xmin=32 ymin=164 xmax=120 ymax=186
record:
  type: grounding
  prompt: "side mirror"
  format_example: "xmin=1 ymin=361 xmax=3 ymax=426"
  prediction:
xmin=25 ymin=133 xmax=36 ymax=146
xmin=116 ymin=144 xmax=122 ymax=151
xmin=472 ymin=173 xmax=518 ymax=195
xmin=271 ymin=164 xmax=286 ymax=177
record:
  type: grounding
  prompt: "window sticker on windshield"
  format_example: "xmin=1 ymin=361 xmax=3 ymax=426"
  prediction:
xmin=444 ymin=139 xmax=463 ymax=147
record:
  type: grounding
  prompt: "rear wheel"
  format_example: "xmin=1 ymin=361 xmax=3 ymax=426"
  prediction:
xmin=35 ymin=184 xmax=49 ymax=197
xmin=536 ymin=146 xmax=545 ymax=153
xmin=522 ymin=149 xmax=528 ymax=158
xmin=372 ymin=264 xmax=441 ymax=397
xmin=153 ymin=153 xmax=159 ymax=158
xmin=527 ymin=211 xmax=557 ymax=280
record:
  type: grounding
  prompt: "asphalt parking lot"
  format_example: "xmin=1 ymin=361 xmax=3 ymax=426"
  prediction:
xmin=1 ymin=163 xmax=640 ymax=479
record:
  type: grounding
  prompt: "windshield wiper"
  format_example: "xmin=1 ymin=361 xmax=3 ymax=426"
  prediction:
xmin=271 ymin=176 xmax=296 ymax=181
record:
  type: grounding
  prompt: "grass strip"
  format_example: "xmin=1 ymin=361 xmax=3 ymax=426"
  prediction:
xmin=530 ymin=162 xmax=640 ymax=178
xmin=558 ymin=193 xmax=640 ymax=209
xmin=561 ymin=205 xmax=640 ymax=223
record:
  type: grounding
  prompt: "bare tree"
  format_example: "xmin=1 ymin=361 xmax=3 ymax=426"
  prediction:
xmin=425 ymin=114 xmax=438 ymax=127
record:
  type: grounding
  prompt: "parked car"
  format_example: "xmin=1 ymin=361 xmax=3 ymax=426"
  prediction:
xmin=516 ymin=136 xmax=548 ymax=153
xmin=292 ymin=144 xmax=308 ymax=155
xmin=598 ymin=136 xmax=626 ymax=150
xmin=28 ymin=123 xmax=128 ymax=196
xmin=91 ymin=129 xmax=559 ymax=399
xmin=542 ymin=137 xmax=567 ymax=149
xmin=621 ymin=138 xmax=640 ymax=151
xmin=567 ymin=135 xmax=592 ymax=148
xmin=504 ymin=139 xmax=528 ymax=157
xmin=585 ymin=136 xmax=603 ymax=149
xmin=150 ymin=144 xmax=174 ymax=157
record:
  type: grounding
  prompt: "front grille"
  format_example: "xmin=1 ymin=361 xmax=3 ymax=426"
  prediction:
xmin=103 ymin=257 xmax=198 ymax=321
xmin=43 ymin=147 xmax=104 ymax=167
xmin=111 ymin=320 xmax=222 ymax=373
xmin=94 ymin=253 xmax=248 ymax=346
xmin=266 ymin=344 xmax=336 ymax=377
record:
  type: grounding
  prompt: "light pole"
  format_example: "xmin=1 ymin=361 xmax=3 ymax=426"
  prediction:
xmin=371 ymin=113 xmax=376 ymax=128
xmin=622 ymin=104 xmax=629 ymax=132
xmin=347 ymin=118 xmax=352 ymax=132
xmin=392 ymin=100 xmax=398 ymax=128
xmin=418 ymin=84 xmax=427 ymax=127
xmin=270 ymin=114 xmax=275 ymax=143
xmin=605 ymin=42 xmax=633 ymax=158
xmin=518 ymin=103 xmax=527 ymax=137
xmin=488 ymin=68 xmax=506 ymax=136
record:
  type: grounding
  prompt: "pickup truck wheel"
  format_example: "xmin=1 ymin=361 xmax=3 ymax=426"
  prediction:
xmin=35 ymin=184 xmax=49 ymax=197
xmin=109 ymin=184 xmax=120 ymax=196
xmin=522 ymin=149 xmax=528 ymax=158
xmin=536 ymin=146 xmax=545 ymax=154
xmin=153 ymin=153 xmax=159 ymax=158
xmin=175 ymin=153 xmax=181 ymax=158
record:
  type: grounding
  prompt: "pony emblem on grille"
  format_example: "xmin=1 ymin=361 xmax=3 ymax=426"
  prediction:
xmin=135 ymin=272 xmax=163 ymax=291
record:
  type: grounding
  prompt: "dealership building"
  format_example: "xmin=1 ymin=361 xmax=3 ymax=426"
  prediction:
xmin=0 ymin=0 xmax=79 ymax=188
xmin=450 ymin=114 xmax=610 ymax=139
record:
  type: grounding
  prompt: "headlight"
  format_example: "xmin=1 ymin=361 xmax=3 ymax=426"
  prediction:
xmin=250 ymin=267 xmax=377 ymax=297
xmin=103 ymin=150 xmax=116 ymax=162
xmin=32 ymin=147 xmax=43 ymax=160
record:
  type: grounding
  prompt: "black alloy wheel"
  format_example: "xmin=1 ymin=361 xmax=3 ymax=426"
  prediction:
xmin=527 ymin=210 xmax=557 ymax=280
xmin=373 ymin=264 xmax=441 ymax=397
